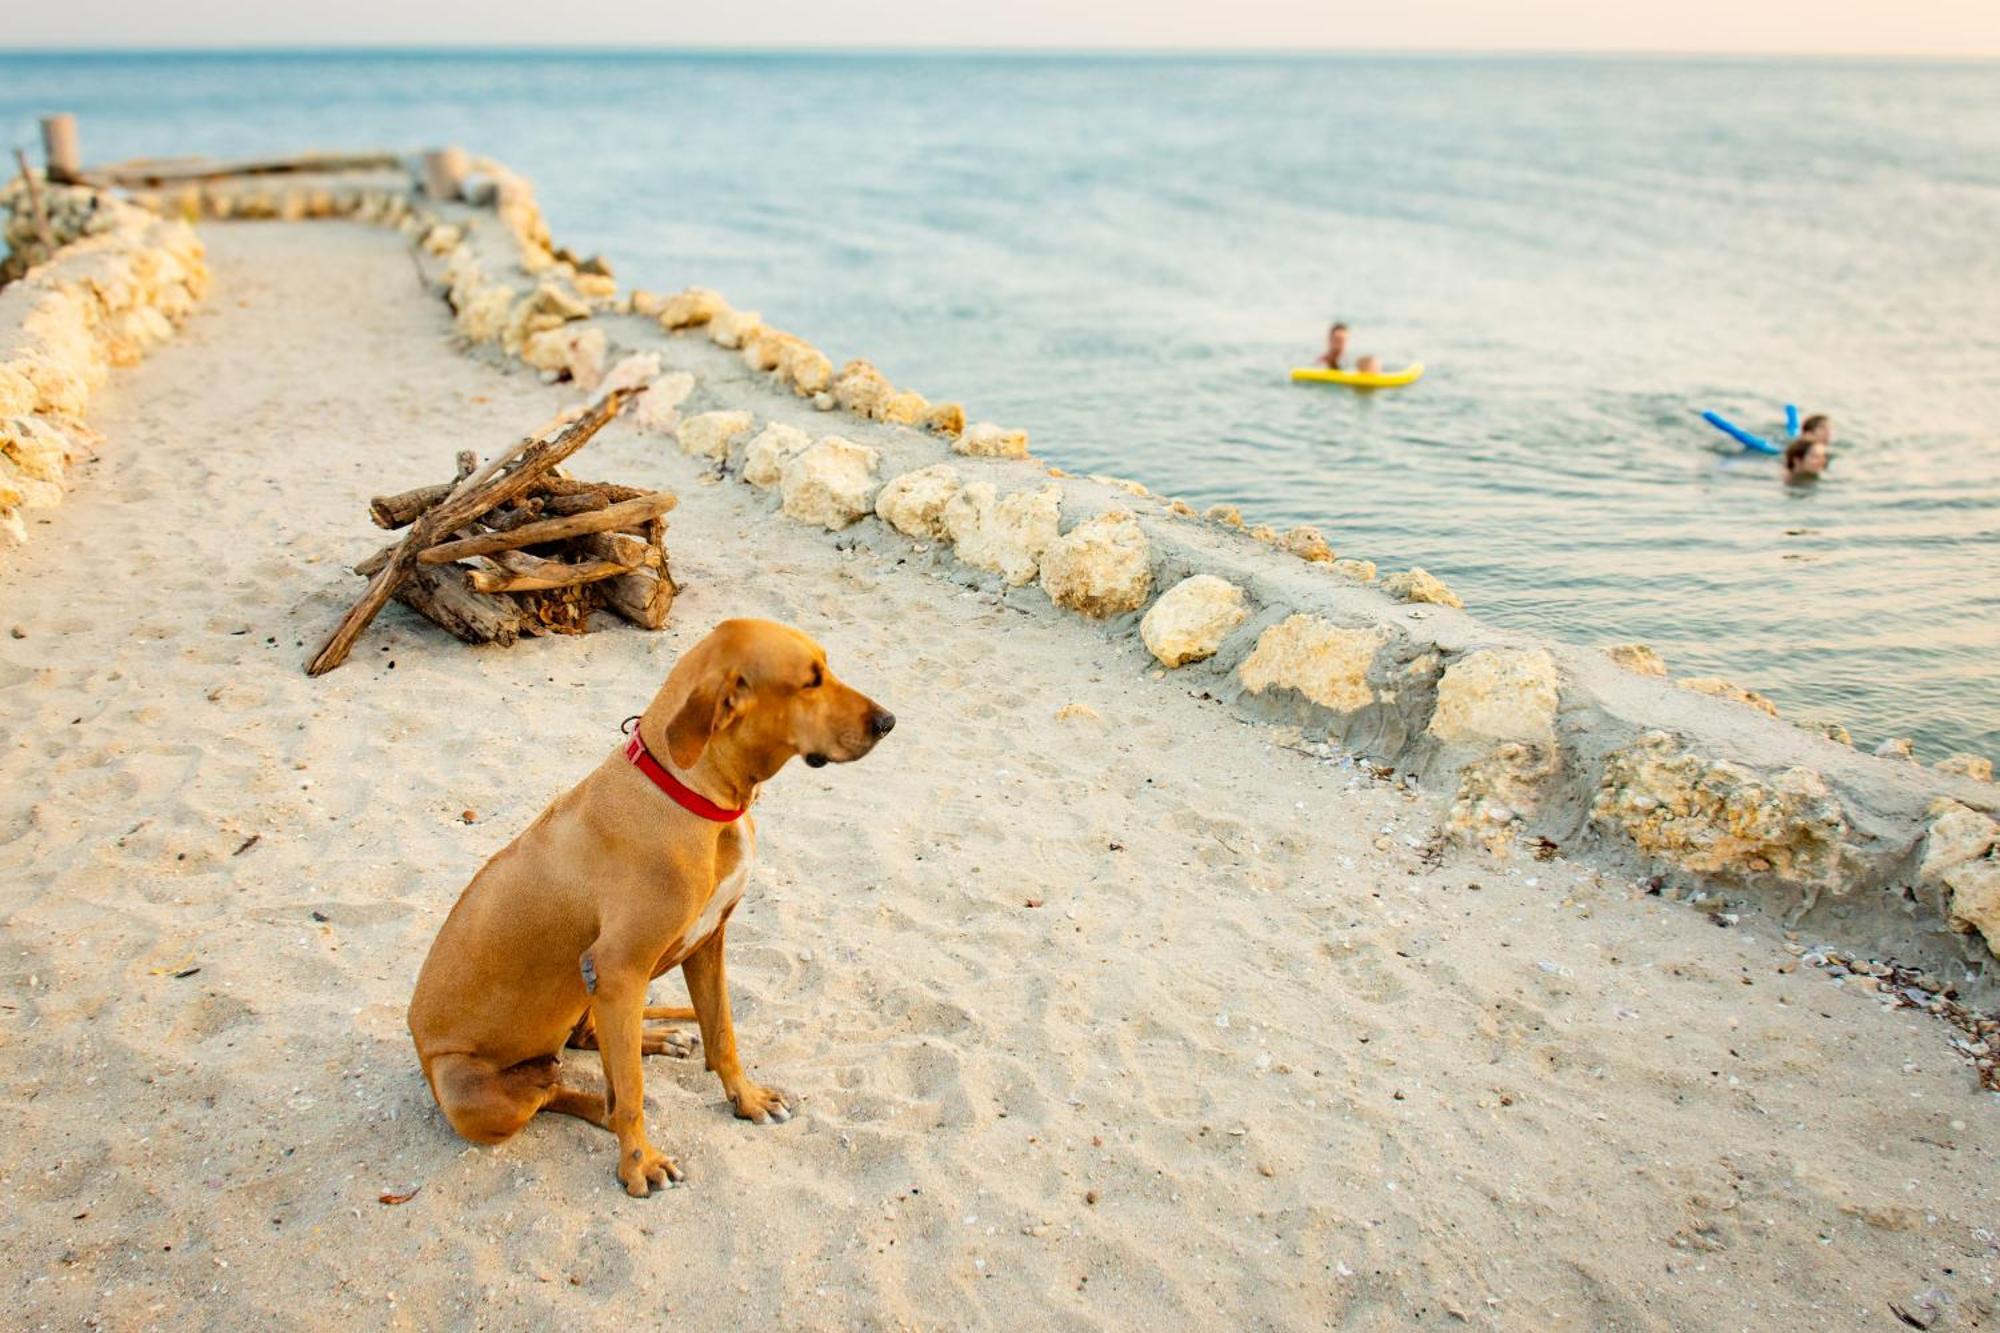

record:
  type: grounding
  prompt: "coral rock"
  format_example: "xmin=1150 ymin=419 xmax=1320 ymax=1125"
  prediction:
xmin=1330 ymin=558 xmax=1377 ymax=583
xmin=741 ymin=423 xmax=813 ymax=488
xmin=877 ymin=390 xmax=930 ymax=426
xmin=1205 ymin=505 xmax=1244 ymax=528
xmin=1603 ymin=643 xmax=1668 ymax=677
xmin=925 ymin=402 xmax=966 ymax=437
xmin=1381 ymin=567 xmax=1464 ymax=610
xmin=1874 ymin=737 xmax=1917 ymax=762
xmin=780 ymin=436 xmax=880 ymax=530
xmin=1798 ymin=718 xmax=1854 ymax=747
xmin=1429 ymin=649 xmax=1561 ymax=749
xmin=1943 ymin=857 xmax=2000 ymax=957
xmin=1678 ymin=677 xmax=1780 ymax=718
xmin=1141 ymin=575 xmax=1247 ymax=668
xmin=943 ymin=483 xmax=1062 ymax=586
xmin=658 ymin=287 xmax=727 ymax=330
xmin=875 ymin=464 xmax=963 ymax=542
xmin=779 ymin=342 xmax=834 ymax=396
xmin=519 ymin=323 xmax=607 ymax=389
xmin=1590 ymin=732 xmax=1855 ymax=896
xmin=677 ymin=410 xmax=756 ymax=462
xmin=707 ymin=307 xmax=764 ymax=350
xmin=741 ymin=328 xmax=801 ymax=373
xmin=453 ymin=282 xmax=517 ymax=344
xmin=1447 ymin=742 xmax=1562 ymax=853
xmin=1238 ymin=616 xmax=1389 ymax=713
xmin=1936 ymin=754 xmax=1995 ymax=783
xmin=1039 ymin=511 xmax=1153 ymax=618
xmin=632 ymin=371 xmax=696 ymax=435
xmin=1278 ymin=525 xmax=1335 ymax=563
xmin=1918 ymin=802 xmax=1998 ymax=883
xmin=955 ymin=421 xmax=1031 ymax=459
xmin=832 ymin=360 xmax=894 ymax=418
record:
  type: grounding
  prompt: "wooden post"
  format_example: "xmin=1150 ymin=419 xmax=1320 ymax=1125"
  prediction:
xmin=422 ymin=146 xmax=468 ymax=201
xmin=39 ymin=114 xmax=81 ymax=185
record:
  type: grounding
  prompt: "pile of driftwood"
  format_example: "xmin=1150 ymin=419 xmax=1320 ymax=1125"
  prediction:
xmin=307 ymin=389 xmax=676 ymax=676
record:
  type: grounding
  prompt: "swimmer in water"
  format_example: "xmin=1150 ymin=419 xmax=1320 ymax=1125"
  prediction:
xmin=1317 ymin=323 xmax=1382 ymax=375
xmin=1784 ymin=413 xmax=1832 ymax=481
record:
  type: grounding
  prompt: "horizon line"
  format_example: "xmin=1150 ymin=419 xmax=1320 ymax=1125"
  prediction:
xmin=3 ymin=43 xmax=1998 ymax=62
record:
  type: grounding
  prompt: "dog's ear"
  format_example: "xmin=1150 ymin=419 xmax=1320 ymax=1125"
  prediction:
xmin=665 ymin=671 xmax=746 ymax=768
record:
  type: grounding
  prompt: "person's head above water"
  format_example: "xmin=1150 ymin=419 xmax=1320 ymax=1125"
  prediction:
xmin=1325 ymin=323 xmax=1348 ymax=359
xmin=1785 ymin=414 xmax=1832 ymax=480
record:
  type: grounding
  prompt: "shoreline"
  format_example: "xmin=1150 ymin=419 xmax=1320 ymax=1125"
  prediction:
xmin=0 ymin=153 xmax=1997 ymax=1326
xmin=104 ymin=152 xmax=2000 ymax=980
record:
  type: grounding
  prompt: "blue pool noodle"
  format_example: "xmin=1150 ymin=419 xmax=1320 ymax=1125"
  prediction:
xmin=1700 ymin=410 xmax=1780 ymax=455
xmin=1784 ymin=403 xmax=1800 ymax=439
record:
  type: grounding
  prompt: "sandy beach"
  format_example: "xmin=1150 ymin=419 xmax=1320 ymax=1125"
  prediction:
xmin=1 ymin=218 xmax=1995 ymax=1330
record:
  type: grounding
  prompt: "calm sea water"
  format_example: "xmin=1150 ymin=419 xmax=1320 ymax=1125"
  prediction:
xmin=6 ymin=52 xmax=1997 ymax=757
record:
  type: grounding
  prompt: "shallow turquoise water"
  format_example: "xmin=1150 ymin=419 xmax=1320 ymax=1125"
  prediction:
xmin=5 ymin=52 xmax=1996 ymax=757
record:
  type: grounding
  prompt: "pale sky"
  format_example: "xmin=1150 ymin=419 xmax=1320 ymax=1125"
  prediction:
xmin=6 ymin=0 xmax=1998 ymax=57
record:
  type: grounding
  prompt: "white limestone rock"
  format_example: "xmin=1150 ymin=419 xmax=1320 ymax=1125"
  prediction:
xmin=632 ymin=371 xmax=696 ymax=435
xmin=1679 ymin=676 xmax=1780 ymax=718
xmin=1936 ymin=754 xmax=1995 ymax=783
xmin=1918 ymin=801 xmax=1998 ymax=883
xmin=1140 ymin=575 xmax=1248 ymax=668
xmin=1381 ymin=566 xmax=1464 ymax=610
xmin=1430 ymin=649 xmax=1561 ymax=749
xmin=943 ymin=483 xmax=1062 ymax=586
xmin=707 ymin=307 xmax=764 ymax=350
xmin=742 ymin=423 xmax=813 ymax=488
xmin=1603 ymin=643 xmax=1668 ymax=677
xmin=779 ymin=436 xmax=880 ymax=530
xmin=955 ymin=421 xmax=1031 ymax=459
xmin=1039 ymin=511 xmax=1153 ymax=618
xmin=875 ymin=464 xmax=963 ymax=542
xmin=1238 ymin=616 xmax=1388 ymax=713
xmin=677 ymin=410 xmax=756 ymax=462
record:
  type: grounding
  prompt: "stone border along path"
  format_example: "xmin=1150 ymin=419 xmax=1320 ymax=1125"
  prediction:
xmin=52 ymin=154 xmax=2000 ymax=986
xmin=0 ymin=177 xmax=209 ymax=548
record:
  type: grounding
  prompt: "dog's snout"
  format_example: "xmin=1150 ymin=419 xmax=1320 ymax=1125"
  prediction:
xmin=869 ymin=708 xmax=896 ymax=738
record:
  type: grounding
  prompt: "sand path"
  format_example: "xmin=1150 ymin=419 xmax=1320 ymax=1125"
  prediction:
xmin=1 ymin=223 xmax=1994 ymax=1330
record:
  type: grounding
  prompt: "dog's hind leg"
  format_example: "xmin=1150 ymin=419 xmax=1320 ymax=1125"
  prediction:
xmin=428 ymin=1052 xmax=567 ymax=1145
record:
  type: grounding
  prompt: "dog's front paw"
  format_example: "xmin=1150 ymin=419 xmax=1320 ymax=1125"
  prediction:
xmin=729 ymin=1083 xmax=793 ymax=1126
xmin=617 ymin=1141 xmax=685 ymax=1197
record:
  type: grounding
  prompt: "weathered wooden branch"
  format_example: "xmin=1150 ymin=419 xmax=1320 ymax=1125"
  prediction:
xmin=370 ymin=481 xmax=456 ymax=529
xmin=538 ymin=477 xmax=648 ymax=504
xmin=12 ymin=149 xmax=53 ymax=250
xmin=468 ymin=554 xmax=636 ymax=595
xmin=306 ymin=388 xmax=633 ymax=676
xmin=574 ymin=531 xmax=662 ymax=570
xmin=394 ymin=563 xmax=524 ymax=645
xmin=416 ymin=492 xmax=676 ymax=565
xmin=543 ymin=492 xmax=610 ymax=516
xmin=598 ymin=568 xmax=677 ymax=630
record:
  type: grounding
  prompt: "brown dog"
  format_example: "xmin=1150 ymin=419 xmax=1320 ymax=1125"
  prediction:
xmin=407 ymin=618 xmax=894 ymax=1195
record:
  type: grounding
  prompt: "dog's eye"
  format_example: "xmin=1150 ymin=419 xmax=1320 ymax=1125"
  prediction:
xmin=804 ymin=665 xmax=822 ymax=690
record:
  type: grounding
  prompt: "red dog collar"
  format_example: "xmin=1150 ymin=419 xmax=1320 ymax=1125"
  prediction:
xmin=623 ymin=729 xmax=745 ymax=823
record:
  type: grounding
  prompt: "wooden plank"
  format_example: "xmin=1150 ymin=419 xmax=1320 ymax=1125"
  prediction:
xmin=99 ymin=150 xmax=405 ymax=187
